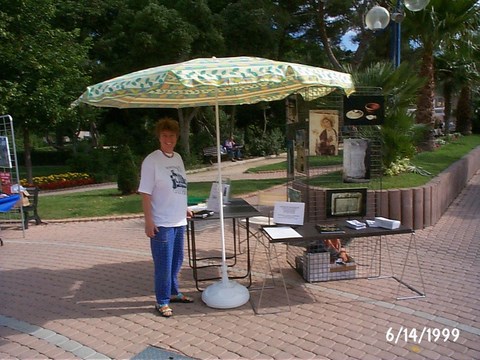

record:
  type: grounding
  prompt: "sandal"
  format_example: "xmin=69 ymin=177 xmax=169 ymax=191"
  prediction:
xmin=170 ymin=293 xmax=194 ymax=303
xmin=156 ymin=304 xmax=173 ymax=318
xmin=338 ymin=249 xmax=349 ymax=263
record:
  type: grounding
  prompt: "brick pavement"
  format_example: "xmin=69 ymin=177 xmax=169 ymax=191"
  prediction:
xmin=0 ymin=158 xmax=479 ymax=359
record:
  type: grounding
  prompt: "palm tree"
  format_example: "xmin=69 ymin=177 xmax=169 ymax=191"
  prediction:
xmin=406 ymin=0 xmax=480 ymax=150
xmin=347 ymin=61 xmax=425 ymax=168
xmin=436 ymin=33 xmax=480 ymax=135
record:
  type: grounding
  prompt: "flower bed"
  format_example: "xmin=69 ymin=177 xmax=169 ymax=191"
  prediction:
xmin=20 ymin=172 xmax=96 ymax=190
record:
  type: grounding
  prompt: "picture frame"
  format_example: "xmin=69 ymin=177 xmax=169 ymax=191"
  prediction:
xmin=288 ymin=187 xmax=302 ymax=202
xmin=343 ymin=95 xmax=385 ymax=126
xmin=309 ymin=110 xmax=339 ymax=156
xmin=0 ymin=136 xmax=12 ymax=168
xmin=325 ymin=188 xmax=367 ymax=218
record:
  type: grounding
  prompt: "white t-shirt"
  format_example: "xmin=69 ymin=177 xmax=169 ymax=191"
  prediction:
xmin=138 ymin=150 xmax=188 ymax=227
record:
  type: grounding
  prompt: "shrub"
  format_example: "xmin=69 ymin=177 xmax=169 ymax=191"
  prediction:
xmin=20 ymin=172 xmax=95 ymax=190
xmin=117 ymin=145 xmax=139 ymax=195
xmin=67 ymin=147 xmax=118 ymax=183
xmin=246 ymin=127 xmax=285 ymax=157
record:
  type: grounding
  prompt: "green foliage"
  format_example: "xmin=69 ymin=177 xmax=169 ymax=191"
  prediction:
xmin=245 ymin=127 xmax=285 ymax=157
xmin=67 ymin=148 xmax=118 ymax=183
xmin=347 ymin=62 xmax=425 ymax=168
xmin=384 ymin=158 xmax=431 ymax=177
xmin=116 ymin=145 xmax=139 ymax=195
xmin=412 ymin=134 xmax=479 ymax=176
xmin=0 ymin=0 xmax=91 ymax=129
xmin=20 ymin=172 xmax=95 ymax=190
xmin=16 ymin=149 xmax=72 ymax=166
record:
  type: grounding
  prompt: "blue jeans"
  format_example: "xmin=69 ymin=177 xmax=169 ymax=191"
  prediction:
xmin=226 ymin=147 xmax=242 ymax=159
xmin=150 ymin=226 xmax=185 ymax=306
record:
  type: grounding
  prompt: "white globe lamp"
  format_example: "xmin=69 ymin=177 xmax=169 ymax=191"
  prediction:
xmin=404 ymin=0 xmax=430 ymax=12
xmin=365 ymin=6 xmax=391 ymax=31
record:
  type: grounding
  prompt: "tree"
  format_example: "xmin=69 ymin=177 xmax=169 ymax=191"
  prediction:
xmin=405 ymin=0 xmax=480 ymax=150
xmin=436 ymin=31 xmax=480 ymax=135
xmin=117 ymin=145 xmax=139 ymax=195
xmin=347 ymin=61 xmax=425 ymax=167
xmin=220 ymin=0 xmax=278 ymax=58
xmin=0 ymin=0 xmax=91 ymax=182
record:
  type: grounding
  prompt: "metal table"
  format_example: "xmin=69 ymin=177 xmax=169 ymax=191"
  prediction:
xmin=186 ymin=198 xmax=260 ymax=291
xmin=261 ymin=222 xmax=426 ymax=300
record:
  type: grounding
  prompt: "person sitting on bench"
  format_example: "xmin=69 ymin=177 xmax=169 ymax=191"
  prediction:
xmin=224 ymin=136 xmax=242 ymax=161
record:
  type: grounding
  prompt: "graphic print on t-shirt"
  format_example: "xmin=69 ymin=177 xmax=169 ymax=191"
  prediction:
xmin=169 ymin=168 xmax=187 ymax=191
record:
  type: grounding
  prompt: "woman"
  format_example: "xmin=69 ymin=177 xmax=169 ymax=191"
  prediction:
xmin=316 ymin=117 xmax=337 ymax=156
xmin=138 ymin=117 xmax=193 ymax=318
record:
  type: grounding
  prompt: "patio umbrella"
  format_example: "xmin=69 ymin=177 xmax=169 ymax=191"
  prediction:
xmin=75 ymin=56 xmax=355 ymax=309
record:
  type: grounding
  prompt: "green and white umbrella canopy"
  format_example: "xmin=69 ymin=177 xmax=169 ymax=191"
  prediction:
xmin=75 ymin=56 xmax=355 ymax=108
xmin=75 ymin=56 xmax=355 ymax=309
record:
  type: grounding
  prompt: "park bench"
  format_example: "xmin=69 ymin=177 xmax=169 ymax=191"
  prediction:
xmin=22 ymin=186 xmax=42 ymax=229
xmin=202 ymin=146 xmax=228 ymax=164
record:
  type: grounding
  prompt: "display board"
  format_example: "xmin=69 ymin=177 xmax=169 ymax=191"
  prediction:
xmin=0 ymin=114 xmax=25 ymax=232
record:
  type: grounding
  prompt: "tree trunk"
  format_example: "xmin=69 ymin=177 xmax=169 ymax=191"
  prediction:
xmin=456 ymin=85 xmax=472 ymax=135
xmin=316 ymin=2 xmax=343 ymax=71
xmin=178 ymin=107 xmax=200 ymax=156
xmin=442 ymin=78 xmax=454 ymax=135
xmin=415 ymin=44 xmax=435 ymax=152
xmin=230 ymin=106 xmax=236 ymax=137
xmin=90 ymin=121 xmax=100 ymax=148
xmin=22 ymin=128 xmax=33 ymax=184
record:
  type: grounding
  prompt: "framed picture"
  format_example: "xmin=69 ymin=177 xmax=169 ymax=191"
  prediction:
xmin=326 ymin=188 xmax=367 ymax=218
xmin=343 ymin=138 xmax=370 ymax=182
xmin=309 ymin=110 xmax=339 ymax=156
xmin=0 ymin=136 xmax=12 ymax=168
xmin=343 ymin=95 xmax=385 ymax=125
xmin=288 ymin=187 xmax=302 ymax=202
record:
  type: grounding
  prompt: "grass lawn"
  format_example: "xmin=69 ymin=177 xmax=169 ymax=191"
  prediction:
xmin=35 ymin=134 xmax=480 ymax=220
xmin=39 ymin=178 xmax=287 ymax=219
xmin=249 ymin=134 xmax=480 ymax=189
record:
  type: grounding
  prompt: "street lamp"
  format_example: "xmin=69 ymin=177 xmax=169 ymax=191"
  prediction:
xmin=365 ymin=0 xmax=430 ymax=68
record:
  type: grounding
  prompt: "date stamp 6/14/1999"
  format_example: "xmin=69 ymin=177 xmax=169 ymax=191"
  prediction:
xmin=386 ymin=327 xmax=460 ymax=345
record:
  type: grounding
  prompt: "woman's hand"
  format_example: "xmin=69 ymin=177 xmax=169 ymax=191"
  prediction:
xmin=145 ymin=218 xmax=157 ymax=238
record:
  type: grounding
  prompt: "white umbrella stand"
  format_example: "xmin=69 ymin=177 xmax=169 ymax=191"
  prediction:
xmin=201 ymin=100 xmax=250 ymax=309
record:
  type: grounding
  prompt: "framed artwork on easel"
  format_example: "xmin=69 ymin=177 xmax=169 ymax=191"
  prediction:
xmin=0 ymin=136 xmax=12 ymax=168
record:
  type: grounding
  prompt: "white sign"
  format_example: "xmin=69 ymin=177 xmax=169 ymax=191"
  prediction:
xmin=263 ymin=226 xmax=302 ymax=240
xmin=273 ymin=201 xmax=305 ymax=226
xmin=206 ymin=181 xmax=230 ymax=212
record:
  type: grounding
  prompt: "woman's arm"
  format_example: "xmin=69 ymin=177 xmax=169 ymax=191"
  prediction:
xmin=141 ymin=193 xmax=157 ymax=238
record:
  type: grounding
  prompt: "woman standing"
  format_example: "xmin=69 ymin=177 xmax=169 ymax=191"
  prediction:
xmin=138 ymin=117 xmax=193 ymax=318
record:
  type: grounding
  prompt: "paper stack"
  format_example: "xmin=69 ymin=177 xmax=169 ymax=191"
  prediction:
xmin=374 ymin=217 xmax=400 ymax=230
xmin=345 ymin=220 xmax=366 ymax=230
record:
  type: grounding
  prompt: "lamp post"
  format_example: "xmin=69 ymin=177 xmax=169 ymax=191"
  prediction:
xmin=365 ymin=0 xmax=430 ymax=68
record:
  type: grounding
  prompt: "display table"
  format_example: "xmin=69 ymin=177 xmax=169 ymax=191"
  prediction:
xmin=260 ymin=222 xmax=426 ymax=301
xmin=186 ymin=198 xmax=261 ymax=291
xmin=0 ymin=194 xmax=21 ymax=246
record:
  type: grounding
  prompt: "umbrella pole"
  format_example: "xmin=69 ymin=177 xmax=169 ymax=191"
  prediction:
xmin=214 ymin=101 xmax=228 ymax=284
xmin=201 ymin=97 xmax=250 ymax=309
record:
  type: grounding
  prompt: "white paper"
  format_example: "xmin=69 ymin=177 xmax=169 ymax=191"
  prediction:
xmin=273 ymin=201 xmax=305 ymax=226
xmin=263 ymin=226 xmax=302 ymax=240
xmin=206 ymin=182 xmax=230 ymax=211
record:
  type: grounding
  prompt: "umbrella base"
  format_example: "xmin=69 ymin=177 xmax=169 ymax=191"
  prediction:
xmin=202 ymin=279 xmax=250 ymax=309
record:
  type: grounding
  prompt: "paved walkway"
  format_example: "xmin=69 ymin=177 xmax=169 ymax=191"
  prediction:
xmin=1 ymin=157 xmax=479 ymax=359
